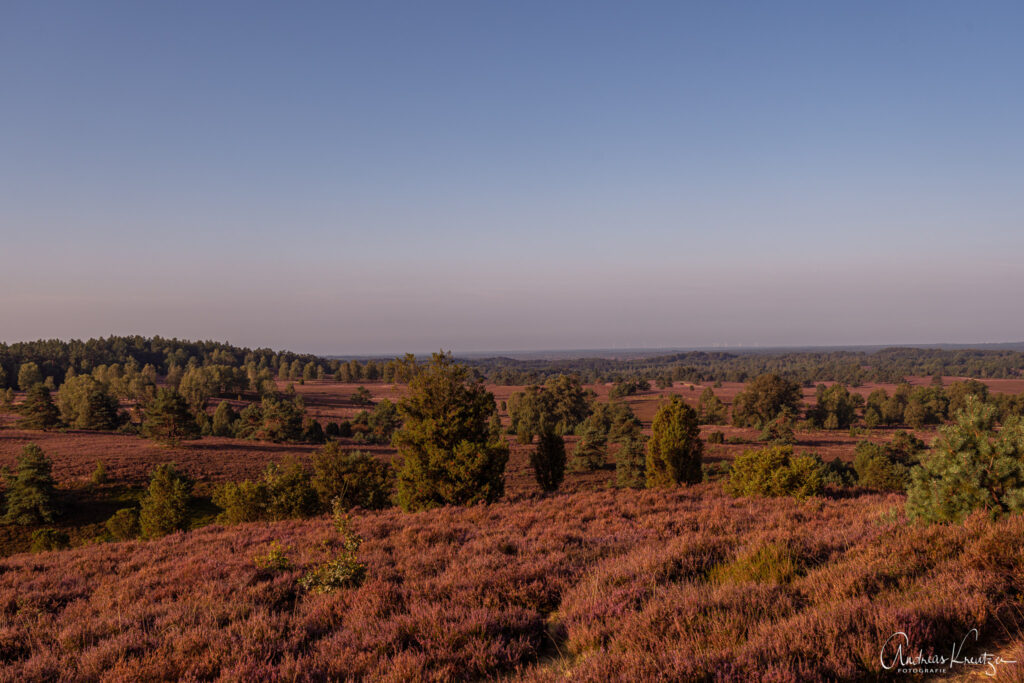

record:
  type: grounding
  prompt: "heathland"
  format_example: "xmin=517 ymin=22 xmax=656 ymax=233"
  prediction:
xmin=1 ymin=337 xmax=1023 ymax=680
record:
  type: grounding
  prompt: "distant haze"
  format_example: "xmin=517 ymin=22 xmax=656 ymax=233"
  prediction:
xmin=3 ymin=3 xmax=1023 ymax=355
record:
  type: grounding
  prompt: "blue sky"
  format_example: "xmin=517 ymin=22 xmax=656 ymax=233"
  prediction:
xmin=2 ymin=2 xmax=1022 ymax=354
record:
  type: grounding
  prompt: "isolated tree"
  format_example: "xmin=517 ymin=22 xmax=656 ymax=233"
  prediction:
xmin=142 ymin=388 xmax=201 ymax=445
xmin=17 ymin=362 xmax=43 ymax=391
xmin=530 ymin=429 xmax=566 ymax=492
xmin=17 ymin=384 xmax=61 ymax=430
xmin=393 ymin=352 xmax=509 ymax=511
xmin=731 ymin=374 xmax=802 ymax=429
xmin=907 ymin=397 xmax=1024 ymax=523
xmin=351 ymin=386 xmax=373 ymax=407
xmin=646 ymin=395 xmax=703 ymax=487
xmin=139 ymin=463 xmax=193 ymax=538
xmin=3 ymin=444 xmax=59 ymax=525
xmin=56 ymin=375 xmax=122 ymax=430
xmin=697 ymin=387 xmax=727 ymax=425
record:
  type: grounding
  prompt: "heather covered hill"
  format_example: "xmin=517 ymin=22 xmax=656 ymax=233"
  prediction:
xmin=1 ymin=485 xmax=1022 ymax=681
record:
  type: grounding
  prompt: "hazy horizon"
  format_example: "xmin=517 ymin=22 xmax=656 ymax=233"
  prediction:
xmin=4 ymin=2 xmax=1023 ymax=353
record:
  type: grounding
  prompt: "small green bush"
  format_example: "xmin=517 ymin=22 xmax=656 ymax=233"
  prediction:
xmin=725 ymin=445 xmax=825 ymax=499
xmin=254 ymin=541 xmax=293 ymax=573
xmin=91 ymin=461 xmax=108 ymax=486
xmin=300 ymin=512 xmax=366 ymax=593
xmin=702 ymin=461 xmax=731 ymax=482
xmin=105 ymin=508 xmax=140 ymax=541
xmin=311 ymin=443 xmax=393 ymax=510
xmin=30 ymin=528 xmax=70 ymax=552
xmin=706 ymin=430 xmax=725 ymax=444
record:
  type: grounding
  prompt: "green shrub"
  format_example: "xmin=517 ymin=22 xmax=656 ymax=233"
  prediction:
xmin=853 ymin=442 xmax=910 ymax=492
xmin=822 ymin=457 xmax=856 ymax=488
xmin=706 ymin=430 xmax=725 ymax=444
xmin=214 ymin=458 xmax=320 ymax=524
xmin=91 ymin=461 xmax=108 ymax=486
xmin=759 ymin=409 xmax=796 ymax=445
xmin=105 ymin=508 xmax=140 ymax=541
xmin=300 ymin=512 xmax=366 ymax=593
xmin=530 ymin=429 xmax=566 ymax=492
xmin=139 ymin=463 xmax=193 ymax=538
xmin=254 ymin=541 xmax=293 ymax=573
xmin=30 ymin=528 xmax=70 ymax=552
xmin=725 ymin=445 xmax=825 ymax=499
xmin=311 ymin=443 xmax=393 ymax=510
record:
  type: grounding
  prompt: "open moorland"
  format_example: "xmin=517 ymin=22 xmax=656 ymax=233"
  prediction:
xmin=1 ymin=339 xmax=1024 ymax=680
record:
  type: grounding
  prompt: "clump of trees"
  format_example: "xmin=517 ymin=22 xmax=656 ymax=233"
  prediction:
xmin=725 ymin=445 xmax=825 ymax=500
xmin=646 ymin=396 xmax=702 ymax=487
xmin=56 ymin=375 xmax=124 ymax=430
xmin=233 ymin=396 xmax=306 ymax=443
xmin=393 ymin=353 xmax=508 ymax=511
xmin=808 ymin=384 xmax=863 ymax=430
xmin=507 ymin=375 xmax=593 ymax=442
xmin=697 ymin=387 xmax=727 ymax=425
xmin=907 ymin=397 xmax=1024 ymax=523
xmin=731 ymin=374 xmax=802 ymax=429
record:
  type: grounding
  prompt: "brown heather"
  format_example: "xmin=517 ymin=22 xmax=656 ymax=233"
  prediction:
xmin=0 ymin=483 xmax=1022 ymax=681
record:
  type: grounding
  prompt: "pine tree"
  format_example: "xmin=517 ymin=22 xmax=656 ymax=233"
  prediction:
xmin=17 ymin=384 xmax=61 ymax=430
xmin=139 ymin=463 xmax=193 ymax=538
xmin=394 ymin=352 xmax=508 ymax=511
xmin=646 ymin=395 xmax=703 ymax=487
xmin=3 ymin=444 xmax=59 ymax=525
xmin=906 ymin=397 xmax=1024 ymax=523
xmin=142 ymin=389 xmax=200 ymax=445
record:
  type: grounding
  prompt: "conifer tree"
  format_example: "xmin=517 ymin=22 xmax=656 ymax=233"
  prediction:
xmin=3 ymin=444 xmax=59 ymax=525
xmin=394 ymin=352 xmax=508 ymax=511
xmin=17 ymin=384 xmax=61 ymax=430
xmin=142 ymin=389 xmax=200 ymax=445
xmin=646 ymin=395 xmax=703 ymax=487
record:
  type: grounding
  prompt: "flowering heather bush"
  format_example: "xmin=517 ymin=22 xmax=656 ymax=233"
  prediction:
xmin=0 ymin=486 xmax=1021 ymax=680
